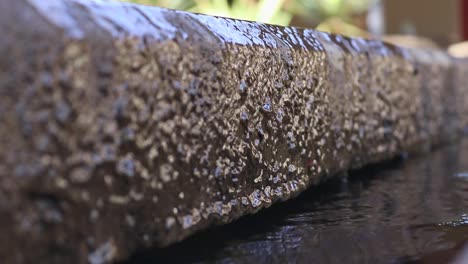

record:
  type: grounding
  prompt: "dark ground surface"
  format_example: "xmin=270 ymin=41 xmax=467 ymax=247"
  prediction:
xmin=125 ymin=139 xmax=468 ymax=264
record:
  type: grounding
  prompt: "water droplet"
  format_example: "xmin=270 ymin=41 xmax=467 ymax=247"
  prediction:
xmin=70 ymin=166 xmax=92 ymax=183
xmin=88 ymin=241 xmax=117 ymax=264
xmin=240 ymin=111 xmax=249 ymax=121
xmin=125 ymin=214 xmax=135 ymax=227
xmin=214 ymin=202 xmax=224 ymax=215
xmin=274 ymin=187 xmax=283 ymax=196
xmin=36 ymin=197 xmax=63 ymax=224
xmin=122 ymin=127 xmax=135 ymax=141
xmin=55 ymin=101 xmax=71 ymax=122
xmin=90 ymin=209 xmax=99 ymax=222
xmin=39 ymin=72 xmax=53 ymax=88
xmin=239 ymin=80 xmax=247 ymax=93
xmin=272 ymin=163 xmax=280 ymax=172
xmin=112 ymin=97 xmax=128 ymax=119
xmin=262 ymin=101 xmax=272 ymax=112
xmin=273 ymin=175 xmax=281 ymax=184
xmin=257 ymin=125 xmax=265 ymax=136
xmin=231 ymin=167 xmax=241 ymax=175
xmin=181 ymin=215 xmax=193 ymax=229
xmin=214 ymin=166 xmax=222 ymax=177
xmin=288 ymin=164 xmax=297 ymax=173
xmin=159 ymin=164 xmax=172 ymax=182
xmin=117 ymin=156 xmax=135 ymax=177
xmin=165 ymin=217 xmax=176 ymax=229
xmin=254 ymin=139 xmax=260 ymax=146
xmin=99 ymin=144 xmax=116 ymax=162
xmin=276 ymin=108 xmax=284 ymax=122
xmin=249 ymin=190 xmax=262 ymax=207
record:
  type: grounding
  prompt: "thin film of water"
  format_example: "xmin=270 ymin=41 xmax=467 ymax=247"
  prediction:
xmin=126 ymin=139 xmax=468 ymax=264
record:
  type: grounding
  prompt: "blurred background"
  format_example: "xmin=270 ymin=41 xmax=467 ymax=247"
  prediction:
xmin=122 ymin=0 xmax=468 ymax=51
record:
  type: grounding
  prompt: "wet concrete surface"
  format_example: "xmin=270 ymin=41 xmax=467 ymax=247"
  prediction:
xmin=126 ymin=139 xmax=468 ymax=264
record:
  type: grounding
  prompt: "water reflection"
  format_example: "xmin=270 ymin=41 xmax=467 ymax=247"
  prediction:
xmin=126 ymin=140 xmax=468 ymax=264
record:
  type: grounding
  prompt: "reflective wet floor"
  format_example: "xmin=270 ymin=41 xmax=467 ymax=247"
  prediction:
xmin=126 ymin=139 xmax=468 ymax=264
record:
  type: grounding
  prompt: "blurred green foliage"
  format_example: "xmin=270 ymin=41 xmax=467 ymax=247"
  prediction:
xmin=122 ymin=0 xmax=377 ymax=36
xmin=126 ymin=0 xmax=293 ymax=25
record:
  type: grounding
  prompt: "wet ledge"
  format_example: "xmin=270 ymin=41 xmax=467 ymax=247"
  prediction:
xmin=0 ymin=0 xmax=468 ymax=263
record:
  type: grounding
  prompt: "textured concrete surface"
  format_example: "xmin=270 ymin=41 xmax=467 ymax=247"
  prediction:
xmin=0 ymin=0 xmax=467 ymax=263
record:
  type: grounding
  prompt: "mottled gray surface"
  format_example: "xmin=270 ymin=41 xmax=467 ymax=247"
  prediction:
xmin=0 ymin=0 xmax=467 ymax=263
